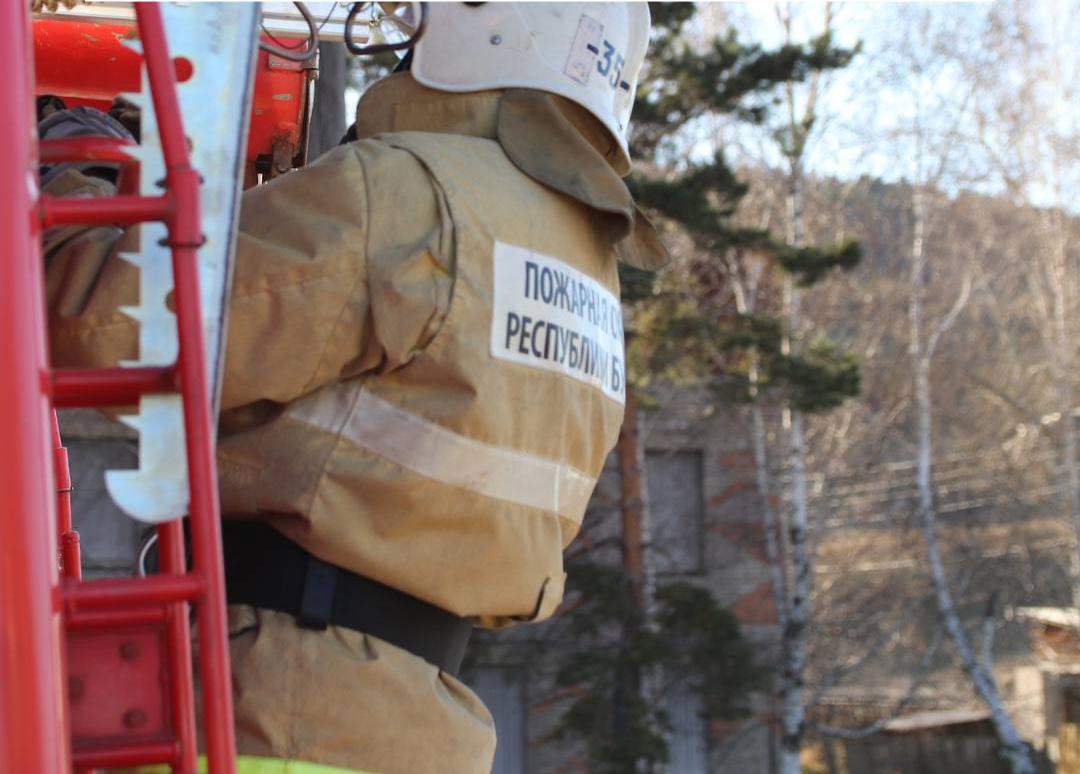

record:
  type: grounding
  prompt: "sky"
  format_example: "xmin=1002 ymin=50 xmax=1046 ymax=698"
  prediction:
xmin=685 ymin=1 xmax=1079 ymax=211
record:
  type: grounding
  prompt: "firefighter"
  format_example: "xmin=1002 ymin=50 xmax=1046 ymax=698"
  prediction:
xmin=42 ymin=3 xmax=667 ymax=772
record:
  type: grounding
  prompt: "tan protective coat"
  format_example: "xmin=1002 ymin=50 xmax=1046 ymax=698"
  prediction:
xmin=46 ymin=74 xmax=666 ymax=772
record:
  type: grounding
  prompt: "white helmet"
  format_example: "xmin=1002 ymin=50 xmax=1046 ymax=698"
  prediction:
xmin=404 ymin=2 xmax=651 ymax=175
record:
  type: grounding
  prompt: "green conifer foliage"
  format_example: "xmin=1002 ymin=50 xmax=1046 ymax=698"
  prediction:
xmin=625 ymin=4 xmax=862 ymax=413
xmin=551 ymin=559 xmax=762 ymax=774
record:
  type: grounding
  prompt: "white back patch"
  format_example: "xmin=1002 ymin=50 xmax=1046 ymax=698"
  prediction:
xmin=491 ymin=241 xmax=625 ymax=405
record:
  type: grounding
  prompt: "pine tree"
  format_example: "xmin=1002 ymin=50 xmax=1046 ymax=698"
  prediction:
xmin=624 ymin=4 xmax=861 ymax=411
xmin=551 ymin=561 xmax=762 ymax=773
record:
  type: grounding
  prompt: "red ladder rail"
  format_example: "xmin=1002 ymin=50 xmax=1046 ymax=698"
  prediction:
xmin=0 ymin=0 xmax=70 ymax=770
xmin=1 ymin=3 xmax=237 ymax=772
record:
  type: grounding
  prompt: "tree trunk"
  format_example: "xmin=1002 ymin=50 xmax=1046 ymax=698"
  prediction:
xmin=909 ymin=189 xmax=1035 ymax=774
xmin=619 ymin=389 xmax=651 ymax=612
xmin=777 ymin=165 xmax=813 ymax=774
xmin=751 ymin=399 xmax=789 ymax=636
xmin=779 ymin=407 xmax=811 ymax=774
xmin=732 ymin=262 xmax=793 ymax=774
xmin=617 ymin=389 xmax=664 ymax=772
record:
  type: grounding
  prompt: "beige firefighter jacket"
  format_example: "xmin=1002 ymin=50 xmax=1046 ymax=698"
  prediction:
xmin=45 ymin=73 xmax=667 ymax=626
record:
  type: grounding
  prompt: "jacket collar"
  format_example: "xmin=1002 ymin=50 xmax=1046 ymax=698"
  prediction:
xmin=354 ymin=74 xmax=668 ymax=270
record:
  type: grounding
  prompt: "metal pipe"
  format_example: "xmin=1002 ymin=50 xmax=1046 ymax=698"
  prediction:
xmin=135 ymin=7 xmax=237 ymax=772
xmin=52 ymin=412 xmax=73 ymax=528
xmin=52 ymin=367 xmax=176 ymax=408
xmin=62 ymin=575 xmax=204 ymax=612
xmin=53 ymin=427 xmax=71 ymax=531
xmin=0 ymin=0 xmax=71 ymax=770
xmin=61 ymin=533 xmax=83 ymax=583
xmin=65 ymin=606 xmax=166 ymax=630
xmin=40 ymin=194 xmax=171 ymax=228
xmin=72 ymin=740 xmax=180 ymax=770
xmin=51 ymin=411 xmax=83 ymax=581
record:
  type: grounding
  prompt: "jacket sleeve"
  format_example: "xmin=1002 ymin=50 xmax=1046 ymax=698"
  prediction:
xmin=219 ymin=143 xmax=375 ymax=409
xmin=45 ymin=170 xmax=141 ymax=369
xmin=45 ymin=142 xmax=451 ymax=412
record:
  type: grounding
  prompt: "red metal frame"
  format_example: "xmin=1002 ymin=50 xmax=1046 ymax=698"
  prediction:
xmin=53 ymin=367 xmax=177 ymax=408
xmin=41 ymin=194 xmax=172 ymax=227
xmin=0 ymin=1 xmax=70 ymax=770
xmin=3 ymin=3 xmax=237 ymax=772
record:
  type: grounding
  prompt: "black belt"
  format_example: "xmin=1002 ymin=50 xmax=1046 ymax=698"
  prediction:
xmin=221 ymin=522 xmax=472 ymax=676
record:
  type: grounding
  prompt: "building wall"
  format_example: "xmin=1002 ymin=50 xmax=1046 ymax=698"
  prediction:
xmin=471 ymin=389 xmax=780 ymax=773
xmin=639 ymin=390 xmax=778 ymax=771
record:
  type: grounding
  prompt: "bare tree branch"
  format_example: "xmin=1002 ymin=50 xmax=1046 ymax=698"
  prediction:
xmin=925 ymin=272 xmax=974 ymax=361
xmin=815 ymin=622 xmax=946 ymax=740
xmin=980 ymin=592 xmax=999 ymax=677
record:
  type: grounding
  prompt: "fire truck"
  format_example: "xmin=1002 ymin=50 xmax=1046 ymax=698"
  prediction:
xmin=0 ymin=3 xmax=420 ymax=771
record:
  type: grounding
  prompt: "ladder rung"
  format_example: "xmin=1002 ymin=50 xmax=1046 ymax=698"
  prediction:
xmin=40 ymin=193 xmax=170 ymax=228
xmin=39 ymin=137 xmax=138 ymax=165
xmin=73 ymin=739 xmax=179 ymax=770
xmin=67 ymin=605 xmax=168 ymax=630
xmin=64 ymin=574 xmax=204 ymax=613
xmin=53 ymin=366 xmax=175 ymax=408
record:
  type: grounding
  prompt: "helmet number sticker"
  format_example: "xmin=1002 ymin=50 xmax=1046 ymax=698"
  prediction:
xmin=565 ymin=15 xmax=604 ymax=85
xmin=596 ymin=41 xmax=626 ymax=91
xmin=565 ymin=15 xmax=631 ymax=94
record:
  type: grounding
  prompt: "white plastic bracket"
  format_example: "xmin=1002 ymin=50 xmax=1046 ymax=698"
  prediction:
xmin=105 ymin=3 xmax=259 ymax=523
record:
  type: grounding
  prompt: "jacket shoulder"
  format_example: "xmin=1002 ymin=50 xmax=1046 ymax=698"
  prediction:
xmin=294 ymin=138 xmax=439 ymax=200
xmin=343 ymin=135 xmax=449 ymax=190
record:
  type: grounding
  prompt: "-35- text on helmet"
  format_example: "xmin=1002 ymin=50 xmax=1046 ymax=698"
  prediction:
xmin=408 ymin=2 xmax=650 ymax=176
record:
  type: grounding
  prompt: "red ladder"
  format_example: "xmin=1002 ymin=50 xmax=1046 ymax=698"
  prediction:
xmin=0 ymin=3 xmax=236 ymax=772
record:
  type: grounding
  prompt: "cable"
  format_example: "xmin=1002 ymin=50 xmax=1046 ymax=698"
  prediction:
xmin=262 ymin=2 xmax=339 ymax=51
xmin=137 ymin=531 xmax=159 ymax=577
xmin=259 ymin=2 xmax=320 ymax=63
xmin=344 ymin=2 xmax=428 ymax=57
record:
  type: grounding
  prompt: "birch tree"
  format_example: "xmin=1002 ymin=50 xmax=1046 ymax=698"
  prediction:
xmin=889 ymin=8 xmax=1036 ymax=772
xmin=759 ymin=6 xmax=861 ymax=770
xmin=776 ymin=7 xmax=820 ymax=770
xmin=909 ymin=193 xmax=1035 ymax=774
